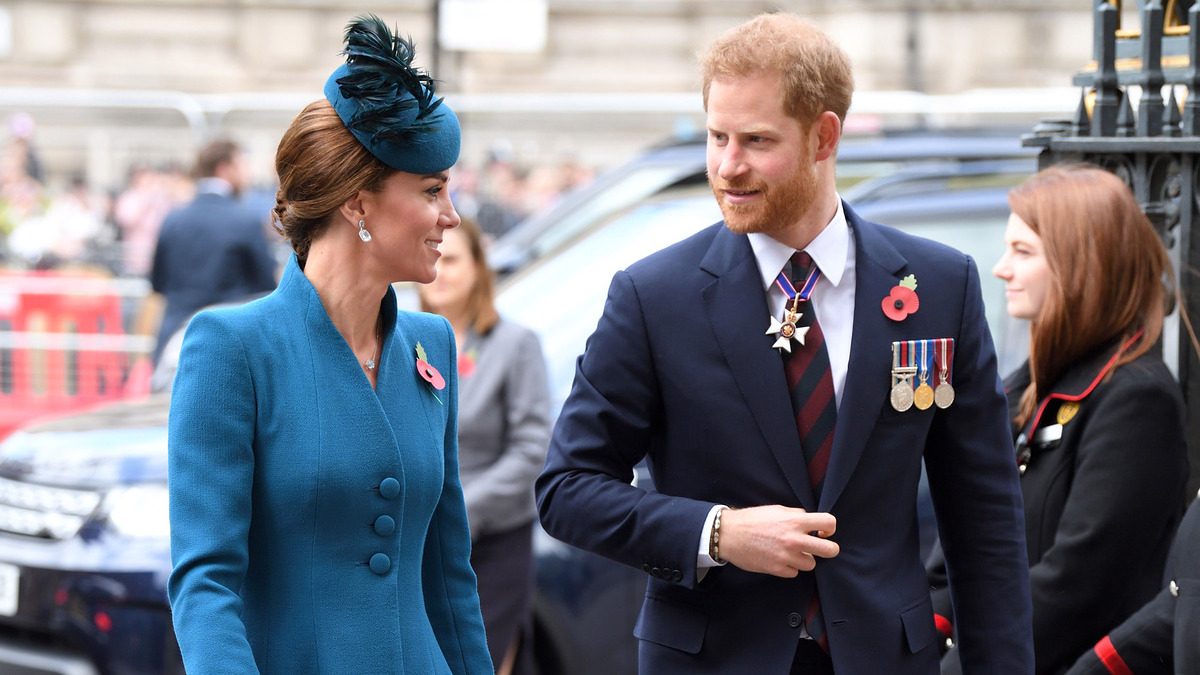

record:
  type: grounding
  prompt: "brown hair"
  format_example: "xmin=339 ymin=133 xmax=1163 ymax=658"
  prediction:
xmin=419 ymin=217 xmax=499 ymax=335
xmin=1008 ymin=164 xmax=1173 ymax=426
xmin=272 ymin=99 xmax=395 ymax=268
xmin=194 ymin=139 xmax=241 ymax=180
xmin=699 ymin=12 xmax=854 ymax=128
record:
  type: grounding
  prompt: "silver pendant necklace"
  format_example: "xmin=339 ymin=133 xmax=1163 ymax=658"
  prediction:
xmin=364 ymin=316 xmax=382 ymax=370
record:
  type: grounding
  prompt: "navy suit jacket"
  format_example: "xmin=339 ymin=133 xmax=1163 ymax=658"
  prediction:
xmin=536 ymin=204 xmax=1033 ymax=674
xmin=150 ymin=191 xmax=278 ymax=362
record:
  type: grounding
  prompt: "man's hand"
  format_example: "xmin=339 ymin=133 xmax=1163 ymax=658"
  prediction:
xmin=719 ymin=505 xmax=838 ymax=577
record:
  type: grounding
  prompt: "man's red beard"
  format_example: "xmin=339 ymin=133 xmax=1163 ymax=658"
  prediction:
xmin=709 ymin=159 xmax=818 ymax=237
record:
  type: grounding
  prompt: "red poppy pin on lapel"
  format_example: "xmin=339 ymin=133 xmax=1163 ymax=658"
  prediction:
xmin=415 ymin=342 xmax=446 ymax=404
xmin=882 ymin=274 xmax=919 ymax=321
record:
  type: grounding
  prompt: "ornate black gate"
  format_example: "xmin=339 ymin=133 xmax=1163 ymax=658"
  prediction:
xmin=1025 ymin=0 xmax=1200 ymax=492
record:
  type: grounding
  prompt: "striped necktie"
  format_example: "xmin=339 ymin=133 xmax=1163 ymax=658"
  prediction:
xmin=784 ymin=250 xmax=836 ymax=653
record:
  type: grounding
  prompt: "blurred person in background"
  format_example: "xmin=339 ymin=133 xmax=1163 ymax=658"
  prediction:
xmin=7 ymin=112 xmax=42 ymax=184
xmin=449 ymin=164 xmax=481 ymax=223
xmin=926 ymin=164 xmax=1190 ymax=675
xmin=7 ymin=173 xmax=108 ymax=269
xmin=0 ymin=120 xmax=44 ymax=259
xmin=520 ymin=165 xmax=567 ymax=217
xmin=149 ymin=138 xmax=278 ymax=364
xmin=418 ymin=217 xmax=552 ymax=675
xmin=475 ymin=144 xmax=525 ymax=239
xmin=166 ymin=15 xmax=492 ymax=674
xmin=115 ymin=165 xmax=190 ymax=276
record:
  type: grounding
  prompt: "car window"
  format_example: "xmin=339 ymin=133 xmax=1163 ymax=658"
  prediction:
xmin=496 ymin=194 xmax=721 ymax=411
xmin=527 ymin=165 xmax=703 ymax=260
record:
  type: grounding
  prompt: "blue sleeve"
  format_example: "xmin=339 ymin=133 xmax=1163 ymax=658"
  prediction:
xmin=421 ymin=319 xmax=494 ymax=675
xmin=166 ymin=311 xmax=259 ymax=674
xmin=535 ymin=270 xmax=713 ymax=588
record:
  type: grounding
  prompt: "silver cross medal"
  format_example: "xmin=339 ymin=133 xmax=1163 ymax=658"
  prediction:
xmin=766 ymin=307 xmax=809 ymax=353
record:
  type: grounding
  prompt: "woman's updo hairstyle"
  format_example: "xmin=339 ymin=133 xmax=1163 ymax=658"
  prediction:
xmin=272 ymin=100 xmax=393 ymax=268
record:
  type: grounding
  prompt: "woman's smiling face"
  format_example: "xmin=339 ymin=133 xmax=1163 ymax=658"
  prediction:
xmin=361 ymin=169 xmax=461 ymax=284
xmin=993 ymin=212 xmax=1051 ymax=321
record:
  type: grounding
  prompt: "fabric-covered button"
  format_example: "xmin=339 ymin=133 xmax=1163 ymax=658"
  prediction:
xmin=787 ymin=612 xmax=803 ymax=628
xmin=374 ymin=515 xmax=396 ymax=536
xmin=379 ymin=477 xmax=401 ymax=499
xmin=369 ymin=553 xmax=392 ymax=575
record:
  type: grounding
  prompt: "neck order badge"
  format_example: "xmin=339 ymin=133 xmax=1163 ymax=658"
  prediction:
xmin=766 ymin=260 xmax=822 ymax=353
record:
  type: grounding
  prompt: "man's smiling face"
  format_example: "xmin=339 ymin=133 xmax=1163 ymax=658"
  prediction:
xmin=705 ymin=71 xmax=817 ymax=238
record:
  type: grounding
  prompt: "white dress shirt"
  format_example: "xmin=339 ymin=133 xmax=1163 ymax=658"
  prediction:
xmin=194 ymin=176 xmax=235 ymax=197
xmin=698 ymin=198 xmax=858 ymax=571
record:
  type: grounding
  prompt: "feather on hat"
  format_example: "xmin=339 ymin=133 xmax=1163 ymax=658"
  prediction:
xmin=324 ymin=15 xmax=460 ymax=174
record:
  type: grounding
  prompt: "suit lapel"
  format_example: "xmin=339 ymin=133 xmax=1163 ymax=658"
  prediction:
xmin=699 ymin=226 xmax=816 ymax=509
xmin=820 ymin=206 xmax=909 ymax=512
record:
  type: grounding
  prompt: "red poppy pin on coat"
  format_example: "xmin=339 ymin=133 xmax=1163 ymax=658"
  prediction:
xmin=457 ymin=348 xmax=477 ymax=378
xmin=415 ymin=342 xmax=446 ymax=404
xmin=882 ymin=274 xmax=919 ymax=321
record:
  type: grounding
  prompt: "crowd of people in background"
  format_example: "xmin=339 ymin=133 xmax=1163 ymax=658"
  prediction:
xmin=0 ymin=112 xmax=594 ymax=283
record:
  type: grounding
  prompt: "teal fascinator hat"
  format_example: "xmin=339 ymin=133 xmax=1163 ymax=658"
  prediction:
xmin=323 ymin=15 xmax=460 ymax=174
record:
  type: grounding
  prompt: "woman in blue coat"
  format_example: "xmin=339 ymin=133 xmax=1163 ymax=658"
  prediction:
xmin=166 ymin=15 xmax=493 ymax=674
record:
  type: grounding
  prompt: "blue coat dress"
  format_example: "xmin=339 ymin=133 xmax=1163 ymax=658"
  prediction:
xmin=167 ymin=256 xmax=492 ymax=674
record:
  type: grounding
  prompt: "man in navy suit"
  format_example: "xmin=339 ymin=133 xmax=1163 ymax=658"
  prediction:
xmin=149 ymin=139 xmax=278 ymax=364
xmin=536 ymin=13 xmax=1033 ymax=675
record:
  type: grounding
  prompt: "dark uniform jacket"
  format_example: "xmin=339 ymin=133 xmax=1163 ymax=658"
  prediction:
xmin=928 ymin=340 xmax=1190 ymax=675
xmin=1064 ymin=491 xmax=1200 ymax=675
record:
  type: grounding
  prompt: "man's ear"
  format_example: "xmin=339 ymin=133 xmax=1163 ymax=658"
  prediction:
xmin=813 ymin=111 xmax=842 ymax=163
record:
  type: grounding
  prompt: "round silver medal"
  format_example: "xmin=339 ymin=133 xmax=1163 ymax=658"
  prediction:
xmin=934 ymin=383 xmax=955 ymax=409
xmin=890 ymin=380 xmax=914 ymax=412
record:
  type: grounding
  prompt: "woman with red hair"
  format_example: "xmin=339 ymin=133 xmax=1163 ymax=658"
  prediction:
xmin=929 ymin=164 xmax=1190 ymax=675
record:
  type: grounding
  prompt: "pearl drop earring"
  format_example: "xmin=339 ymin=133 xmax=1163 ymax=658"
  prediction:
xmin=358 ymin=219 xmax=372 ymax=243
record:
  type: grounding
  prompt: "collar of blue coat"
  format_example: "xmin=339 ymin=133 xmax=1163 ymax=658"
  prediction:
xmin=323 ymin=62 xmax=460 ymax=175
xmin=281 ymin=253 xmax=399 ymax=349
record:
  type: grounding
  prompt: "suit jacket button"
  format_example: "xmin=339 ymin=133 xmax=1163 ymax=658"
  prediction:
xmin=651 ymin=567 xmax=662 ymax=578
xmin=671 ymin=570 xmax=682 ymax=582
xmin=369 ymin=553 xmax=391 ymax=575
xmin=787 ymin=612 xmax=803 ymax=628
xmin=379 ymin=477 xmax=401 ymax=499
xmin=642 ymin=564 xmax=651 ymax=573
xmin=374 ymin=515 xmax=396 ymax=536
